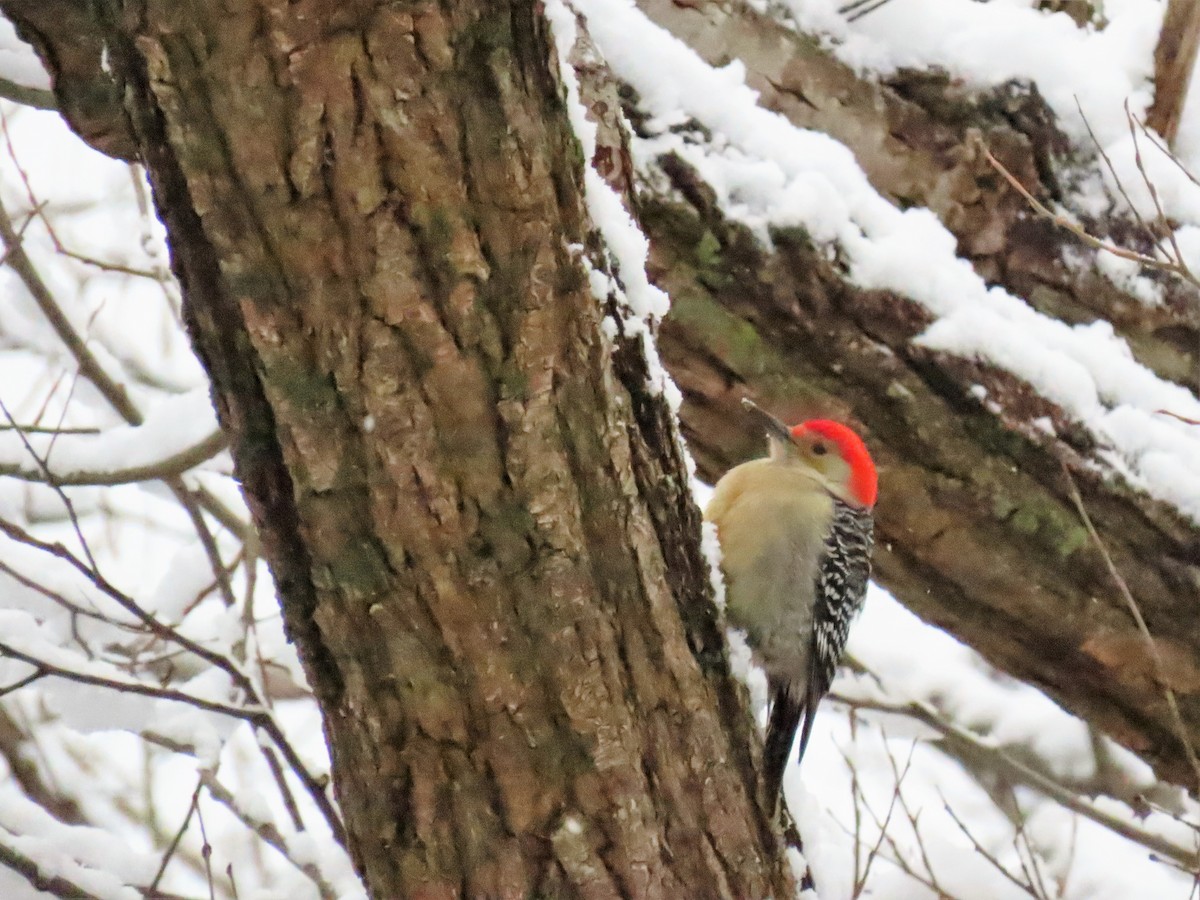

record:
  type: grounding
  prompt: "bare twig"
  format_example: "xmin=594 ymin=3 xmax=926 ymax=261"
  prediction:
xmin=984 ymin=146 xmax=1189 ymax=278
xmin=0 ymin=398 xmax=101 ymax=573
xmin=0 ymin=641 xmax=256 ymax=720
xmin=1126 ymin=99 xmax=1193 ymax=281
xmin=0 ymin=428 xmax=226 ymax=486
xmin=831 ymin=691 xmax=1200 ymax=869
xmin=259 ymin=744 xmax=306 ymax=834
xmin=1138 ymin=119 xmax=1200 ymax=190
xmin=1073 ymin=97 xmax=1162 ymax=251
xmin=150 ymin=778 xmax=203 ymax=894
xmin=841 ymin=765 xmax=958 ymax=899
xmin=1008 ymin=788 xmax=1055 ymax=900
xmin=0 ymin=114 xmax=164 ymax=284
xmin=0 ymin=514 xmax=345 ymax=846
xmin=176 ymin=482 xmax=237 ymax=610
xmin=1062 ymin=464 xmax=1200 ymax=798
xmin=1157 ymin=409 xmax=1200 ymax=426
xmin=199 ymin=770 xmax=337 ymax=900
xmin=0 ymin=837 xmax=105 ymax=900
xmin=942 ymin=796 xmax=1042 ymax=899
xmin=0 ymin=558 xmax=128 ymax=628
xmin=839 ymin=0 xmax=897 ymax=23
xmin=839 ymin=741 xmax=904 ymax=899
xmin=0 ymin=198 xmax=142 ymax=425
xmin=0 ymin=424 xmax=100 ymax=435
xmin=885 ymin=742 xmax=949 ymax=898
xmin=0 ymin=667 xmax=45 ymax=699
xmin=196 ymin=797 xmax=217 ymax=900
xmin=0 ymin=77 xmax=56 ymax=111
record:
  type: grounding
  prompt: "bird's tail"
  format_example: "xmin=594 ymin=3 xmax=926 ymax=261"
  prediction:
xmin=763 ymin=681 xmax=805 ymax=810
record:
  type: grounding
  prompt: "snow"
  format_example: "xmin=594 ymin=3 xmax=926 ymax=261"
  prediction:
xmin=575 ymin=0 xmax=1200 ymax=523
xmin=545 ymin=0 xmax=679 ymax=409
xmin=0 ymin=387 xmax=221 ymax=482
xmin=794 ymin=0 xmax=1161 ymax=149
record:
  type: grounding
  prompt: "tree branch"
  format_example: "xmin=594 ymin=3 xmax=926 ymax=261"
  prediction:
xmin=0 ymin=428 xmax=226 ymax=485
xmin=0 ymin=75 xmax=55 ymax=110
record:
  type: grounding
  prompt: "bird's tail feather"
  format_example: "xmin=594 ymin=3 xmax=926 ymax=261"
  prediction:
xmin=763 ymin=681 xmax=805 ymax=810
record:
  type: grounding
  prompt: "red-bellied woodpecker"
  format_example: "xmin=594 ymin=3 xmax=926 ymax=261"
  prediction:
xmin=705 ymin=398 xmax=877 ymax=808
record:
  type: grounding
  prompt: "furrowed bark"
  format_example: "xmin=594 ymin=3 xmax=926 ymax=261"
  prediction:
xmin=12 ymin=1 xmax=792 ymax=896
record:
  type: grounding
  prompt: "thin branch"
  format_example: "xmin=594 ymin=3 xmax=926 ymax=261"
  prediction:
xmin=150 ymin=778 xmax=203 ymax=894
xmin=832 ymin=691 xmax=1200 ymax=869
xmin=983 ymin=145 xmax=1189 ymax=277
xmin=0 ymin=77 xmax=56 ymax=111
xmin=1138 ymin=118 xmax=1200 ymax=190
xmin=0 ymin=558 xmax=128 ymax=628
xmin=259 ymin=744 xmax=305 ymax=834
xmin=196 ymin=798 xmax=217 ymax=900
xmin=839 ymin=0 xmax=896 ymax=23
xmin=192 ymin=483 xmax=255 ymax=547
xmin=1157 ymin=409 xmax=1200 ymax=426
xmin=0 ymin=516 xmax=234 ymax=676
xmin=0 ymin=398 xmax=103 ymax=574
xmin=0 ymin=424 xmax=99 ymax=435
xmin=886 ymin=742 xmax=946 ymax=897
xmin=1074 ymin=97 xmax=1162 ymax=254
xmin=199 ymin=770 xmax=337 ymax=900
xmin=0 ymin=628 xmax=344 ymax=847
xmin=841 ymin=739 xmax=909 ymax=898
xmin=0 ymin=643 xmax=256 ymax=720
xmin=1126 ymin=99 xmax=1193 ymax=281
xmin=0 ymin=197 xmax=143 ymax=425
xmin=838 ymin=749 xmax=958 ymax=899
xmin=0 ymin=835 xmax=105 ymax=900
xmin=175 ymin=482 xmax=237 ymax=610
xmin=1008 ymin=788 xmax=1054 ymax=900
xmin=0 ymin=667 xmax=45 ymax=699
xmin=941 ymin=796 xmax=1041 ymax=899
xmin=0 ymin=428 xmax=226 ymax=486
xmin=1062 ymin=464 xmax=1200 ymax=797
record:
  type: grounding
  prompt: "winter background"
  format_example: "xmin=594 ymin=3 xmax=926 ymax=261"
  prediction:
xmin=0 ymin=0 xmax=1197 ymax=897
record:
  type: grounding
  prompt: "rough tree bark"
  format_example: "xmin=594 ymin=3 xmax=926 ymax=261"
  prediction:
xmin=1 ymin=0 xmax=794 ymax=896
xmin=6 ymin=0 xmax=1200 ymax=888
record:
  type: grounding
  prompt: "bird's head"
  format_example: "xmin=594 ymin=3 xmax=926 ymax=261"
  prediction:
xmin=742 ymin=398 xmax=877 ymax=509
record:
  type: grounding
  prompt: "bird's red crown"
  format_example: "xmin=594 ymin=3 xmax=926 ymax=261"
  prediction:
xmin=792 ymin=419 xmax=877 ymax=508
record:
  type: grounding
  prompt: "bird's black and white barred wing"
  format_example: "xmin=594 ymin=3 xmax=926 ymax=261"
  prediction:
xmin=762 ymin=500 xmax=873 ymax=805
xmin=795 ymin=500 xmax=874 ymax=762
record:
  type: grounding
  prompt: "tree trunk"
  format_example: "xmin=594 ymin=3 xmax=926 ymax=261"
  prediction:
xmin=0 ymin=1 xmax=793 ymax=896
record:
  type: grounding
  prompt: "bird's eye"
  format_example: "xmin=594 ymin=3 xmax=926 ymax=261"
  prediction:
xmin=812 ymin=442 xmax=828 ymax=456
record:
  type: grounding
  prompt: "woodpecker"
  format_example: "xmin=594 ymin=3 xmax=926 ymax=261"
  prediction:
xmin=705 ymin=398 xmax=876 ymax=809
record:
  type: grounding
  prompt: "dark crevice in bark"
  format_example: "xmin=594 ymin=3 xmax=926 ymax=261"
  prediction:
xmin=100 ymin=11 xmax=346 ymax=708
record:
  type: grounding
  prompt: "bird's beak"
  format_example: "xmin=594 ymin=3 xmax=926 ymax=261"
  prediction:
xmin=741 ymin=398 xmax=793 ymax=444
